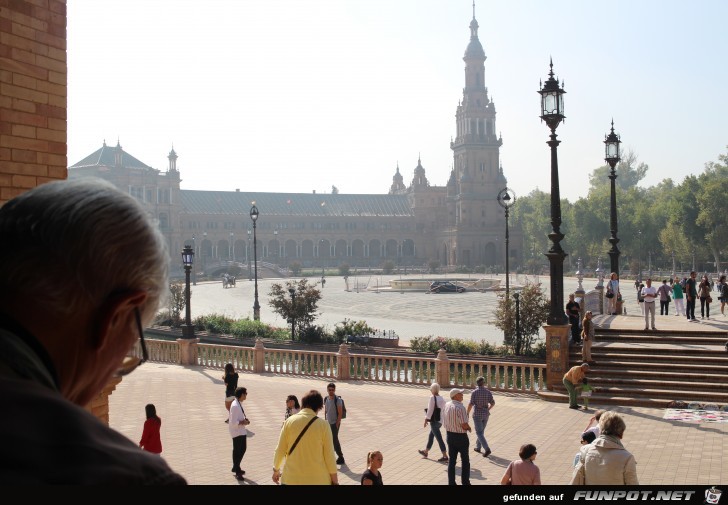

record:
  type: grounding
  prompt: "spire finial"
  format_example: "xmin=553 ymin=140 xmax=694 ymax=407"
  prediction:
xmin=472 ymin=0 xmax=476 ymax=19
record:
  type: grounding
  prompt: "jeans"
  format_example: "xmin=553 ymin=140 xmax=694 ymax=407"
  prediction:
xmin=563 ymin=377 xmax=578 ymax=407
xmin=446 ymin=431 xmax=470 ymax=485
xmin=472 ymin=417 xmax=490 ymax=452
xmin=231 ymin=435 xmax=247 ymax=473
xmin=660 ymin=300 xmax=670 ymax=315
xmin=700 ymin=297 xmax=710 ymax=318
xmin=329 ymin=423 xmax=343 ymax=458
xmin=426 ymin=420 xmax=446 ymax=453
xmin=569 ymin=316 xmax=580 ymax=343
xmin=686 ymin=297 xmax=696 ymax=320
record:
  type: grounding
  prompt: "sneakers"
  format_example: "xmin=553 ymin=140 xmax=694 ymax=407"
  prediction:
xmin=644 ymin=327 xmax=649 ymax=331
xmin=336 ymin=456 xmax=345 ymax=465
xmin=652 ymin=327 xmax=657 ymax=330
xmin=484 ymin=449 xmax=492 ymax=458
xmin=473 ymin=447 xmax=481 ymax=453
xmin=569 ymin=405 xmax=581 ymax=410
xmin=418 ymin=449 xmax=428 ymax=458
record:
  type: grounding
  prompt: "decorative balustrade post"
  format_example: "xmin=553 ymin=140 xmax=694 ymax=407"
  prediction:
xmin=336 ymin=343 xmax=351 ymax=380
xmin=253 ymin=338 xmax=265 ymax=373
xmin=176 ymin=337 xmax=199 ymax=365
xmin=435 ymin=348 xmax=450 ymax=387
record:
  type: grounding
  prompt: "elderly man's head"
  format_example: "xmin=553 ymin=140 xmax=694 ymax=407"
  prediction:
xmin=0 ymin=178 xmax=169 ymax=406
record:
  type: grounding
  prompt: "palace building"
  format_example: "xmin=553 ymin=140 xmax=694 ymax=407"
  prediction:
xmin=68 ymin=9 xmax=522 ymax=275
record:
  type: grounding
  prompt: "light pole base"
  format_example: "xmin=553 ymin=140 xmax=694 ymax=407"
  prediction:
xmin=543 ymin=323 xmax=570 ymax=391
xmin=181 ymin=324 xmax=195 ymax=339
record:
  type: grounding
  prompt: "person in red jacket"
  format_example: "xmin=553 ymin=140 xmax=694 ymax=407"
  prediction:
xmin=139 ymin=403 xmax=163 ymax=454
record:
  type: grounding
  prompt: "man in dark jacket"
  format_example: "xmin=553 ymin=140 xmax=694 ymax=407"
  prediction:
xmin=0 ymin=179 xmax=186 ymax=485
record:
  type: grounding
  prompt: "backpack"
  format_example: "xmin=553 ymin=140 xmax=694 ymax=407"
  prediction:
xmin=327 ymin=395 xmax=347 ymax=420
xmin=337 ymin=396 xmax=347 ymax=419
xmin=722 ymin=283 xmax=728 ymax=298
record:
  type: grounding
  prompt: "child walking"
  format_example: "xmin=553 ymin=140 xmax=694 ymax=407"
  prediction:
xmin=139 ymin=403 xmax=162 ymax=454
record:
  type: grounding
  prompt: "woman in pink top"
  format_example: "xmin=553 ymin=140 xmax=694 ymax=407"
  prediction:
xmin=501 ymin=444 xmax=541 ymax=485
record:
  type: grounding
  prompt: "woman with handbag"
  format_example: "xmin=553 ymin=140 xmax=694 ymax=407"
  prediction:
xmin=272 ymin=390 xmax=339 ymax=485
xmin=698 ymin=274 xmax=712 ymax=320
xmin=418 ymin=382 xmax=448 ymax=462
xmin=657 ymin=279 xmax=673 ymax=316
xmin=606 ymin=273 xmax=620 ymax=315
xmin=501 ymin=444 xmax=541 ymax=485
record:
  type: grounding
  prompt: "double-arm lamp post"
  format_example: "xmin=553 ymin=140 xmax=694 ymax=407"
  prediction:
xmin=181 ymin=245 xmax=195 ymax=338
xmin=539 ymin=59 xmax=568 ymax=326
xmin=605 ymin=120 xmax=622 ymax=276
xmin=250 ymin=204 xmax=260 ymax=321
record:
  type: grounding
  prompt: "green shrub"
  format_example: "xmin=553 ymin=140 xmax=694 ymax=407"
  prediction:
xmin=332 ymin=318 xmax=375 ymax=340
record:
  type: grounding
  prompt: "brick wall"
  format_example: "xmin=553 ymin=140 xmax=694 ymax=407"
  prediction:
xmin=0 ymin=0 xmax=67 ymax=205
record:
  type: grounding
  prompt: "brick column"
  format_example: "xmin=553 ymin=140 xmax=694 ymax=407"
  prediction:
xmin=336 ymin=343 xmax=350 ymax=380
xmin=253 ymin=338 xmax=265 ymax=373
xmin=86 ymin=376 xmax=122 ymax=426
xmin=544 ymin=324 xmax=570 ymax=391
xmin=176 ymin=337 xmax=199 ymax=365
xmin=435 ymin=348 xmax=450 ymax=387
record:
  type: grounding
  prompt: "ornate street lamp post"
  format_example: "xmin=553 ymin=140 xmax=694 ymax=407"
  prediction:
xmin=288 ymin=286 xmax=296 ymax=340
xmin=497 ymin=187 xmax=516 ymax=300
xmin=250 ymin=204 xmax=260 ymax=321
xmin=638 ymin=230 xmax=642 ymax=282
xmin=539 ymin=59 xmax=568 ymax=325
xmin=181 ymin=245 xmax=195 ymax=338
xmin=191 ymin=234 xmax=197 ymax=285
xmin=514 ymin=291 xmax=521 ymax=350
xmin=247 ymin=229 xmax=252 ymax=281
xmin=604 ymin=120 xmax=622 ymax=276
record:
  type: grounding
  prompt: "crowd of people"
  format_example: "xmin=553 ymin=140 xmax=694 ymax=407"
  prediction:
xmin=3 ymin=178 xmax=714 ymax=486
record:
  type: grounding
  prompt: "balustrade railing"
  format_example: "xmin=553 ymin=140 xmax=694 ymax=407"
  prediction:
xmin=133 ymin=338 xmax=547 ymax=393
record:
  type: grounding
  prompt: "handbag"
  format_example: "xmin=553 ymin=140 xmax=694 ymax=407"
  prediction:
xmin=606 ymin=291 xmax=614 ymax=299
xmin=707 ymin=295 xmax=713 ymax=303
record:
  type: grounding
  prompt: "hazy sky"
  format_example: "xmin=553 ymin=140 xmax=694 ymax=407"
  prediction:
xmin=67 ymin=0 xmax=728 ymax=202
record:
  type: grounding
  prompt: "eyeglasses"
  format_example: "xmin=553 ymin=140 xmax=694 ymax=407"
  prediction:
xmin=115 ymin=307 xmax=149 ymax=377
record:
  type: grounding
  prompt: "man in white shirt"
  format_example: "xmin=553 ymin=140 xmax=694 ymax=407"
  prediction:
xmin=641 ymin=279 xmax=659 ymax=330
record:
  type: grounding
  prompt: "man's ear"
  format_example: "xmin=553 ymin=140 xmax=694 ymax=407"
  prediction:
xmin=90 ymin=290 xmax=148 ymax=352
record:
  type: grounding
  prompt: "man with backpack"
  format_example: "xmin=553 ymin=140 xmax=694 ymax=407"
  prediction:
xmin=324 ymin=382 xmax=346 ymax=465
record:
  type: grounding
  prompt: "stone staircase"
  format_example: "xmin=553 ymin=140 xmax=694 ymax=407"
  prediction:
xmin=538 ymin=327 xmax=728 ymax=408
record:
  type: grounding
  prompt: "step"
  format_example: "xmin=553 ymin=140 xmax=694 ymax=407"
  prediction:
xmin=591 ymin=369 xmax=727 ymax=383
xmin=569 ymin=347 xmax=728 ymax=367
xmin=582 ymin=378 xmax=728 ymax=391
xmin=550 ymin=385 xmax=728 ymax=403
xmin=537 ymin=390 xmax=684 ymax=409
xmin=595 ymin=334 xmax=727 ymax=345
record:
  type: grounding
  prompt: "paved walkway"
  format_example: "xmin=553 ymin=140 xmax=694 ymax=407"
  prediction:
xmin=110 ymin=316 xmax=728 ymax=486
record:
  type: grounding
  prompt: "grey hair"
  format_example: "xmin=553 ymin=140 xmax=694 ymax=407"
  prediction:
xmin=430 ymin=382 xmax=440 ymax=394
xmin=599 ymin=411 xmax=626 ymax=437
xmin=0 ymin=178 xmax=169 ymax=320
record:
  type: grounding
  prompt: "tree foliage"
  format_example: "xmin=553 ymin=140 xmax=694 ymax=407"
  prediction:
xmin=492 ymin=282 xmax=549 ymax=355
xmin=514 ymin=146 xmax=728 ymax=274
xmin=267 ymin=279 xmax=322 ymax=340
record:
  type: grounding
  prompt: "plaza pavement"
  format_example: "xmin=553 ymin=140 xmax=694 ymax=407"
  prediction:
xmin=109 ymin=313 xmax=728 ymax=486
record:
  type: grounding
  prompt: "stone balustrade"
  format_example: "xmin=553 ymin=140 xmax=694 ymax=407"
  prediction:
xmin=130 ymin=338 xmax=547 ymax=393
